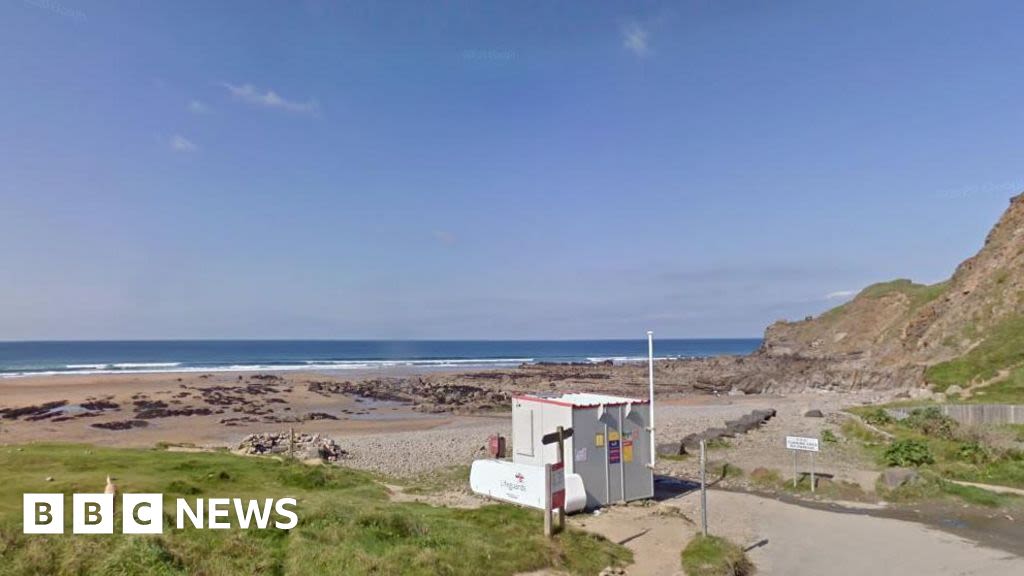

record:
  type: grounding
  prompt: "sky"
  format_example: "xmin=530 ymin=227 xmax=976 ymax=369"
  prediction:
xmin=1 ymin=1 xmax=1023 ymax=340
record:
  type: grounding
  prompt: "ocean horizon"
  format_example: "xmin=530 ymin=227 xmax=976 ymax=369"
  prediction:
xmin=0 ymin=339 xmax=762 ymax=378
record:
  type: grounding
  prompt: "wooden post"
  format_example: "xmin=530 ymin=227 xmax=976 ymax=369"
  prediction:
xmin=556 ymin=426 xmax=566 ymax=534
xmin=289 ymin=427 xmax=295 ymax=459
xmin=543 ymin=462 xmax=553 ymax=538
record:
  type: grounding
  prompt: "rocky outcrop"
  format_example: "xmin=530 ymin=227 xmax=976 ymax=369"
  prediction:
xmin=756 ymin=193 xmax=1024 ymax=388
xmin=306 ymin=378 xmax=511 ymax=412
xmin=237 ymin=432 xmax=347 ymax=462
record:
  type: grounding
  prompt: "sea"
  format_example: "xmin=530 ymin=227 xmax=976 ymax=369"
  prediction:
xmin=0 ymin=339 xmax=761 ymax=378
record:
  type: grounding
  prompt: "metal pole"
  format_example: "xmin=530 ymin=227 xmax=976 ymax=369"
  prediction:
xmin=604 ymin=417 xmax=610 ymax=504
xmin=619 ymin=406 xmax=626 ymax=503
xmin=700 ymin=439 xmax=708 ymax=536
xmin=811 ymin=451 xmax=816 ymax=493
xmin=647 ymin=331 xmax=655 ymax=468
xmin=793 ymin=450 xmax=798 ymax=488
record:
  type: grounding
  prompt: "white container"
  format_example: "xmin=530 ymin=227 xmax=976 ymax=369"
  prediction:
xmin=512 ymin=392 xmax=654 ymax=508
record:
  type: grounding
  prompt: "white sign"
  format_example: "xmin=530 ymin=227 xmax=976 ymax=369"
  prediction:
xmin=786 ymin=436 xmax=820 ymax=452
xmin=470 ymin=460 xmax=547 ymax=510
xmin=550 ymin=462 xmax=565 ymax=509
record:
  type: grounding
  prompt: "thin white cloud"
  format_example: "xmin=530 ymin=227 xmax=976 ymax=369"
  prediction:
xmin=825 ymin=290 xmax=856 ymax=300
xmin=623 ymin=22 xmax=650 ymax=57
xmin=169 ymin=134 xmax=197 ymax=152
xmin=188 ymin=100 xmax=210 ymax=114
xmin=222 ymin=83 xmax=319 ymax=114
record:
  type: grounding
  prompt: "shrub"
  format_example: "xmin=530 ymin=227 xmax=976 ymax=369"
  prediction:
xmin=903 ymin=407 xmax=958 ymax=439
xmin=720 ymin=463 xmax=744 ymax=479
xmin=884 ymin=439 xmax=935 ymax=467
xmin=749 ymin=467 xmax=782 ymax=488
xmin=821 ymin=429 xmax=838 ymax=444
xmin=681 ymin=535 xmax=754 ymax=576
xmin=955 ymin=442 xmax=990 ymax=465
xmin=863 ymin=408 xmax=893 ymax=426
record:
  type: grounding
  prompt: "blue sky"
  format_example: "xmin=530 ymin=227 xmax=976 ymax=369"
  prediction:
xmin=1 ymin=1 xmax=1022 ymax=340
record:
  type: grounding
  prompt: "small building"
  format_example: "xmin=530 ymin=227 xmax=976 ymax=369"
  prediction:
xmin=512 ymin=392 xmax=654 ymax=508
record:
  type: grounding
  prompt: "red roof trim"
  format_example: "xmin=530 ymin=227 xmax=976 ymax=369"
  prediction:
xmin=513 ymin=395 xmax=650 ymax=408
xmin=513 ymin=395 xmax=575 ymax=408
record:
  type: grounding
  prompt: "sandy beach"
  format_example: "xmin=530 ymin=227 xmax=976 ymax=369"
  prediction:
xmin=0 ymin=363 xmax=883 ymax=473
xmin=5 ymin=365 xmax=1024 ymax=574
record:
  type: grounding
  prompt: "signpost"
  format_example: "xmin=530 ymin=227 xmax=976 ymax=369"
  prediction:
xmin=542 ymin=426 xmax=573 ymax=537
xmin=785 ymin=436 xmax=820 ymax=492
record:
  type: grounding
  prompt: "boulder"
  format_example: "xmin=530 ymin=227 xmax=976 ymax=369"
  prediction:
xmin=804 ymin=409 xmax=824 ymax=418
xmin=881 ymin=467 xmax=919 ymax=489
xmin=945 ymin=385 xmax=964 ymax=395
xmin=657 ymin=442 xmax=684 ymax=456
xmin=237 ymin=431 xmax=348 ymax=462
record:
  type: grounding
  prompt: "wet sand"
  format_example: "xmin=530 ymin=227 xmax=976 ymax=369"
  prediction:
xmin=0 ymin=371 xmax=470 ymax=448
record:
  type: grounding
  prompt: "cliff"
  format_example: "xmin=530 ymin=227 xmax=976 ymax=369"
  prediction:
xmin=759 ymin=193 xmax=1024 ymax=390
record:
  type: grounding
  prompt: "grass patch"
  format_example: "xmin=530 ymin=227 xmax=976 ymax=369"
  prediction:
xmin=0 ymin=444 xmax=629 ymax=575
xmin=968 ymin=366 xmax=1024 ymax=404
xmin=399 ymin=465 xmax=471 ymax=496
xmin=926 ymin=316 xmax=1024 ymax=393
xmin=680 ymin=534 xmax=754 ymax=576
xmin=711 ymin=462 xmax=744 ymax=479
xmin=877 ymin=471 xmax=1021 ymax=508
xmin=840 ymin=418 xmax=885 ymax=448
xmin=939 ymin=482 xmax=1018 ymax=508
xmin=748 ymin=468 xmax=781 ymax=489
xmin=858 ymin=279 xmax=949 ymax=310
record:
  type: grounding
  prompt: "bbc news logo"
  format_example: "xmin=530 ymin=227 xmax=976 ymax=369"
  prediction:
xmin=24 ymin=494 xmax=298 ymax=534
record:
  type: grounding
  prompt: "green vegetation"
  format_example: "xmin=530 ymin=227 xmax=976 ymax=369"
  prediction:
xmin=399 ymin=465 xmax=470 ymax=495
xmin=969 ymin=366 xmax=1024 ymax=403
xmin=926 ymin=316 xmax=1024 ymax=393
xmin=840 ymin=418 xmax=885 ymax=446
xmin=846 ymin=405 xmax=1024 ymax=503
xmin=680 ymin=534 xmax=754 ymax=576
xmin=716 ymin=462 xmax=744 ymax=479
xmin=0 ymin=444 xmax=629 ymax=576
xmin=821 ymin=429 xmax=838 ymax=444
xmin=877 ymin=470 xmax=1020 ymax=508
xmin=861 ymin=408 xmax=893 ymax=427
xmin=902 ymin=407 xmax=957 ymax=439
xmin=858 ymin=279 xmax=949 ymax=310
xmin=883 ymin=439 xmax=934 ymax=467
